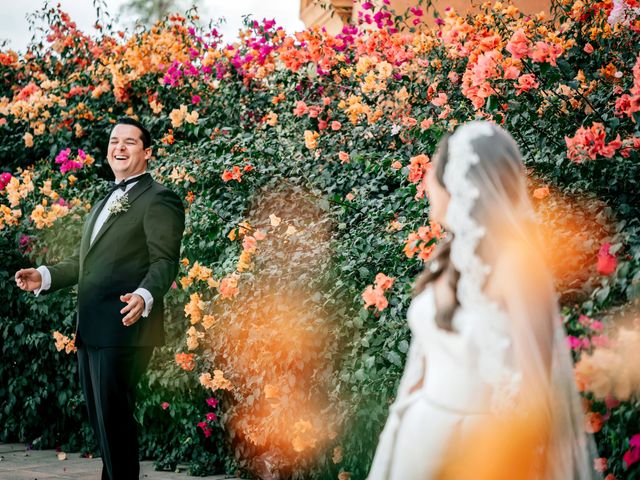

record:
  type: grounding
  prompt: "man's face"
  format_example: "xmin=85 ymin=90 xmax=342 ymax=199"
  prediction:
xmin=107 ymin=124 xmax=151 ymax=180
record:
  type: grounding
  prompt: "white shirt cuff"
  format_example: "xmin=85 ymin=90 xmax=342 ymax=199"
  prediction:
xmin=34 ymin=266 xmax=51 ymax=296
xmin=134 ymin=288 xmax=154 ymax=317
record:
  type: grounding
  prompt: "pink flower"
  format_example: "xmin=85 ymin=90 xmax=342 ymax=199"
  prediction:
xmin=506 ymin=30 xmax=531 ymax=59
xmin=584 ymin=43 xmax=594 ymax=54
xmin=293 ymin=101 xmax=308 ymax=116
xmin=590 ymin=320 xmax=604 ymax=332
xmin=566 ymin=335 xmax=583 ymax=350
xmin=591 ymin=335 xmax=610 ymax=348
xmin=331 ymin=120 xmax=342 ymax=131
xmin=578 ymin=314 xmax=592 ymax=327
xmin=192 ymin=95 xmax=201 ymax=104
xmin=431 ymin=92 xmax=448 ymax=107
xmin=593 ymin=458 xmax=607 ymax=473
xmin=161 ymin=402 xmax=170 ymax=410
xmin=410 ymin=7 xmax=423 ymax=16
xmin=605 ymin=396 xmax=621 ymax=410
xmin=206 ymin=397 xmax=219 ymax=408
xmin=338 ymin=151 xmax=350 ymax=163
xmin=597 ymin=243 xmax=617 ymax=275
xmin=503 ymin=65 xmax=521 ymax=80
xmin=206 ymin=412 xmax=217 ymax=421
xmin=362 ymin=2 xmax=373 ymax=10
xmin=308 ymin=106 xmax=322 ymax=118
xmin=514 ymin=74 xmax=539 ymax=95
xmin=530 ymin=41 xmax=563 ymax=66
xmin=614 ymin=94 xmax=640 ymax=118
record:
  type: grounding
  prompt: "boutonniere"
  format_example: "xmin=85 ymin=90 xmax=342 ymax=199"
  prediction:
xmin=107 ymin=194 xmax=130 ymax=217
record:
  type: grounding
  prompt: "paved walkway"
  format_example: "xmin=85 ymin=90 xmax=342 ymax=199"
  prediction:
xmin=0 ymin=444 xmax=238 ymax=479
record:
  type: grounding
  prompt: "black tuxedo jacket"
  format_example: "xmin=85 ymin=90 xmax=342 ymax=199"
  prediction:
xmin=46 ymin=173 xmax=185 ymax=348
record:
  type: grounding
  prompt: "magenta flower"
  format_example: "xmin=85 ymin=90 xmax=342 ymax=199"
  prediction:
xmin=362 ymin=2 xmax=373 ymax=10
xmin=410 ymin=7 xmax=424 ymax=16
xmin=192 ymin=95 xmax=201 ymax=104
xmin=206 ymin=397 xmax=219 ymax=408
xmin=206 ymin=412 xmax=217 ymax=421
xmin=623 ymin=434 xmax=640 ymax=468
xmin=1 ymin=172 xmax=13 ymax=184
xmin=566 ymin=335 xmax=582 ymax=350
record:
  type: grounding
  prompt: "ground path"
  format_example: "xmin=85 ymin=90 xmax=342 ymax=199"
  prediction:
xmin=0 ymin=443 xmax=241 ymax=479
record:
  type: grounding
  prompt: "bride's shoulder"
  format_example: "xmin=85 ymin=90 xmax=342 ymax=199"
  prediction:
xmin=486 ymin=240 xmax=551 ymax=302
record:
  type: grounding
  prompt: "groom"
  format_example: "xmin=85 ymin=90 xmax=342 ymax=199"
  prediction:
xmin=15 ymin=117 xmax=185 ymax=480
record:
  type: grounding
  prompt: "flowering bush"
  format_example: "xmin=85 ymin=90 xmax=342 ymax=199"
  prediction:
xmin=1 ymin=0 xmax=640 ymax=478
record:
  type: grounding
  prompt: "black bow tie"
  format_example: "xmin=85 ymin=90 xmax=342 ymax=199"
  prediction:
xmin=108 ymin=174 xmax=147 ymax=193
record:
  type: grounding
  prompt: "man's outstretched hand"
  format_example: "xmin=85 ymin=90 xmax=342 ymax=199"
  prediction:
xmin=120 ymin=293 xmax=145 ymax=326
xmin=15 ymin=268 xmax=42 ymax=292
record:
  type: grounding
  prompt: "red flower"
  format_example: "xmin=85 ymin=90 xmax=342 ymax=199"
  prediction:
xmin=597 ymin=243 xmax=617 ymax=276
xmin=584 ymin=411 xmax=603 ymax=433
xmin=161 ymin=402 xmax=170 ymax=410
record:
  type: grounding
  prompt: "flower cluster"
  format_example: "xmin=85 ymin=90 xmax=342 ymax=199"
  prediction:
xmin=403 ymin=221 xmax=445 ymax=261
xmin=362 ymin=272 xmax=395 ymax=311
xmin=175 ymin=352 xmax=196 ymax=371
xmin=54 ymin=148 xmax=94 ymax=174
xmin=199 ymin=369 xmax=233 ymax=391
xmin=52 ymin=331 xmax=76 ymax=354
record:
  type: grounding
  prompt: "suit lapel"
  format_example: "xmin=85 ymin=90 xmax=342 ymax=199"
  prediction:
xmin=83 ymin=174 xmax=153 ymax=260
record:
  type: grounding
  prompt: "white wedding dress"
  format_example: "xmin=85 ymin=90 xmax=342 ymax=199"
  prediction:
xmin=367 ymin=121 xmax=595 ymax=480
xmin=367 ymin=286 xmax=516 ymax=480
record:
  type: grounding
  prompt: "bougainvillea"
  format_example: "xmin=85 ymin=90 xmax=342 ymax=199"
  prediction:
xmin=1 ymin=0 xmax=640 ymax=478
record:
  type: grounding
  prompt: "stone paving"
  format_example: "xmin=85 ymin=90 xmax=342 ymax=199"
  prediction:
xmin=0 ymin=444 xmax=239 ymax=480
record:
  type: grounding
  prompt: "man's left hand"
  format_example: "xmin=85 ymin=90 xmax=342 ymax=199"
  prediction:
xmin=120 ymin=293 xmax=145 ymax=326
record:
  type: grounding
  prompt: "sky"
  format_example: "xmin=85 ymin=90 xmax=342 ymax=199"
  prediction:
xmin=0 ymin=0 xmax=306 ymax=52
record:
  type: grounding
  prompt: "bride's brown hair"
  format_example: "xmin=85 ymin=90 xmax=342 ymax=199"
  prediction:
xmin=414 ymin=127 xmax=533 ymax=332
xmin=412 ymin=134 xmax=459 ymax=331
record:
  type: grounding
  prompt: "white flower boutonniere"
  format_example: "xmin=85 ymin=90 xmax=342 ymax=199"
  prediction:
xmin=107 ymin=193 xmax=130 ymax=218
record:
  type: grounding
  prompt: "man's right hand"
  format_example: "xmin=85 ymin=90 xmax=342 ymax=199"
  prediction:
xmin=15 ymin=268 xmax=42 ymax=292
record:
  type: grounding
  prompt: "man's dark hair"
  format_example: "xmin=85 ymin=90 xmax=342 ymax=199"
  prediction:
xmin=115 ymin=117 xmax=152 ymax=149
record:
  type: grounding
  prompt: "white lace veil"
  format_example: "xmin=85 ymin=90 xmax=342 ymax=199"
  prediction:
xmin=443 ymin=121 xmax=598 ymax=480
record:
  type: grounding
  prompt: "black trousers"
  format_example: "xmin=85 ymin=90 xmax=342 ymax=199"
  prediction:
xmin=77 ymin=345 xmax=154 ymax=480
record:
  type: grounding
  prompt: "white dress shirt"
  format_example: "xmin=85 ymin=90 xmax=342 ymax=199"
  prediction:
xmin=35 ymin=172 xmax=154 ymax=317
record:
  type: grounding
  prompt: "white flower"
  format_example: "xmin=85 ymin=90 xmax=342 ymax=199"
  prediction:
xmin=608 ymin=0 xmax=640 ymax=26
xmin=107 ymin=194 xmax=130 ymax=217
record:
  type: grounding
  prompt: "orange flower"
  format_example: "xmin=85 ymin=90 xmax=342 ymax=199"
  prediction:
xmin=219 ymin=274 xmax=239 ymax=298
xmin=408 ymin=154 xmax=430 ymax=184
xmin=584 ymin=412 xmax=603 ymax=433
xmin=23 ymin=132 xmax=34 ymax=148
xmin=304 ymin=130 xmax=319 ymax=149
xmin=175 ymin=352 xmax=196 ymax=371
xmin=375 ymin=272 xmax=395 ymax=291
xmin=338 ymin=151 xmax=350 ymax=163
xmin=533 ymin=186 xmax=550 ymax=199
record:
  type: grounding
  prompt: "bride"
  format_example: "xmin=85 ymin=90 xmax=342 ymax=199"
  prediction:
xmin=367 ymin=121 xmax=597 ymax=479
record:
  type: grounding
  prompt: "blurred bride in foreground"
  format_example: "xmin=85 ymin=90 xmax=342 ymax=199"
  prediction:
xmin=367 ymin=121 xmax=597 ymax=480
